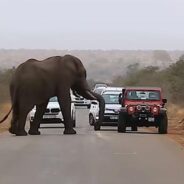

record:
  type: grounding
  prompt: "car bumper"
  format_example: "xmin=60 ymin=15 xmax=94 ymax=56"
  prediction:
xmin=75 ymin=103 xmax=90 ymax=106
xmin=95 ymin=114 xmax=119 ymax=123
xmin=39 ymin=118 xmax=63 ymax=124
xmin=124 ymin=114 xmax=159 ymax=127
xmin=30 ymin=114 xmax=63 ymax=124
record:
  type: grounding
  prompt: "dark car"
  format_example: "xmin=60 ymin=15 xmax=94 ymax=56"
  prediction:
xmin=118 ymin=87 xmax=168 ymax=134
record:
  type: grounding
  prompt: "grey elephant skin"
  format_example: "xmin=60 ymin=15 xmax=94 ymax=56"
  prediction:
xmin=0 ymin=55 xmax=105 ymax=136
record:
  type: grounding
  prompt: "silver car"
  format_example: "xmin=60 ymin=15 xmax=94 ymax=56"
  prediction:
xmin=89 ymin=88 xmax=122 ymax=125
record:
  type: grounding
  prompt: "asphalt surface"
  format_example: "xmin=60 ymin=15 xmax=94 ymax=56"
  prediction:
xmin=0 ymin=108 xmax=184 ymax=184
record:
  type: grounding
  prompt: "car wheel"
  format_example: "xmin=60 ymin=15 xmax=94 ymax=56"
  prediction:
xmin=89 ymin=114 xmax=95 ymax=126
xmin=118 ymin=112 xmax=126 ymax=133
xmin=158 ymin=114 xmax=168 ymax=134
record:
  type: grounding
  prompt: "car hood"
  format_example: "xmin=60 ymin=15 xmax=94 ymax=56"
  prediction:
xmin=105 ymin=104 xmax=121 ymax=113
xmin=125 ymin=100 xmax=162 ymax=106
xmin=47 ymin=102 xmax=60 ymax=109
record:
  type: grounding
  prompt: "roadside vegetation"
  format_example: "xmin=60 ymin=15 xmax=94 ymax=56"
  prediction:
xmin=0 ymin=68 xmax=14 ymax=103
xmin=112 ymin=56 xmax=184 ymax=106
xmin=1 ymin=57 xmax=184 ymax=134
xmin=0 ymin=68 xmax=14 ymax=132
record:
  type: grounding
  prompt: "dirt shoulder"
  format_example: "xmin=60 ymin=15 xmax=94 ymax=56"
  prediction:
xmin=167 ymin=104 xmax=184 ymax=146
xmin=149 ymin=104 xmax=184 ymax=146
xmin=0 ymin=103 xmax=11 ymax=133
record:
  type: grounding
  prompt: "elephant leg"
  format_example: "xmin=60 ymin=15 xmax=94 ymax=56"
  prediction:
xmin=9 ymin=109 xmax=18 ymax=135
xmin=28 ymin=102 xmax=48 ymax=135
xmin=16 ymin=103 xmax=33 ymax=136
xmin=16 ymin=112 xmax=29 ymax=136
xmin=58 ymin=91 xmax=76 ymax=135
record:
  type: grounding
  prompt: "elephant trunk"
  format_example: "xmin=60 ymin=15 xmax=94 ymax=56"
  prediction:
xmin=90 ymin=91 xmax=105 ymax=124
xmin=72 ymin=80 xmax=105 ymax=124
xmin=75 ymin=89 xmax=105 ymax=124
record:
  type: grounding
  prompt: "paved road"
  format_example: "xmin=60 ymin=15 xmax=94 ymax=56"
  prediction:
xmin=0 ymin=108 xmax=184 ymax=184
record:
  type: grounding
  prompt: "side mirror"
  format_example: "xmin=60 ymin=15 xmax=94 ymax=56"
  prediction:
xmin=162 ymin=98 xmax=167 ymax=104
xmin=91 ymin=101 xmax=98 ymax=105
xmin=118 ymin=93 xmax=122 ymax=104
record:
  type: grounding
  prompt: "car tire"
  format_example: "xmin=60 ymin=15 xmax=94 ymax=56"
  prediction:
xmin=131 ymin=125 xmax=138 ymax=131
xmin=158 ymin=114 xmax=168 ymax=134
xmin=118 ymin=112 xmax=126 ymax=133
xmin=89 ymin=114 xmax=94 ymax=126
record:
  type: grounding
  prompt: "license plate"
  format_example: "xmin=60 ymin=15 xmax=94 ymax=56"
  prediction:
xmin=110 ymin=116 xmax=118 ymax=120
xmin=140 ymin=114 xmax=147 ymax=118
xmin=148 ymin=117 xmax=155 ymax=122
xmin=43 ymin=115 xmax=56 ymax=119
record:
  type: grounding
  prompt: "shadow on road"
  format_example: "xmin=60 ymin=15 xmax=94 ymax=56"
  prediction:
xmin=40 ymin=126 xmax=64 ymax=129
xmin=96 ymin=127 xmax=158 ymax=135
xmin=125 ymin=131 xmax=158 ymax=135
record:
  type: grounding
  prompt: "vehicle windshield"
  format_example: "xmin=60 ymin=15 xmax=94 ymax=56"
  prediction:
xmin=126 ymin=90 xmax=160 ymax=101
xmin=94 ymin=88 xmax=105 ymax=94
xmin=49 ymin=96 xmax=58 ymax=102
xmin=102 ymin=93 xmax=120 ymax=104
xmin=95 ymin=84 xmax=107 ymax=88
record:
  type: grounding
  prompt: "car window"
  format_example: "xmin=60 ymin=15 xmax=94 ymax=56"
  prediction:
xmin=49 ymin=96 xmax=58 ymax=102
xmin=102 ymin=93 xmax=119 ymax=104
xmin=126 ymin=90 xmax=160 ymax=100
xmin=94 ymin=88 xmax=104 ymax=94
xmin=95 ymin=84 xmax=107 ymax=88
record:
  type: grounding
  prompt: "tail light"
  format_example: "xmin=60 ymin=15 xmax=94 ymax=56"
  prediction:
xmin=151 ymin=106 xmax=159 ymax=115
xmin=128 ymin=106 xmax=135 ymax=114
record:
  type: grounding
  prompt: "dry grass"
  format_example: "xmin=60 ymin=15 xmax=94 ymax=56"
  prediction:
xmin=168 ymin=104 xmax=184 ymax=128
xmin=166 ymin=104 xmax=184 ymax=146
xmin=0 ymin=102 xmax=11 ymax=133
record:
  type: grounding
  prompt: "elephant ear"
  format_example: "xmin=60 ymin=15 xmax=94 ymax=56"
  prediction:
xmin=65 ymin=59 xmax=77 ymax=74
xmin=63 ymin=55 xmax=86 ymax=78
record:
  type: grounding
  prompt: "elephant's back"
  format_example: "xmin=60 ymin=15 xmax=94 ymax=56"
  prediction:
xmin=12 ymin=57 xmax=61 ymax=91
xmin=15 ymin=56 xmax=62 ymax=77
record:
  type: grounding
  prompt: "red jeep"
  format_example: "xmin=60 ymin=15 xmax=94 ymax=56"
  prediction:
xmin=118 ymin=87 xmax=168 ymax=134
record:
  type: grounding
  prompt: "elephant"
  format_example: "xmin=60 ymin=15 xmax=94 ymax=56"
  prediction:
xmin=0 ymin=55 xmax=105 ymax=136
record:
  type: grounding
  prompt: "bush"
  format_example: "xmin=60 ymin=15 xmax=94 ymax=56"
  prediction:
xmin=112 ymin=58 xmax=184 ymax=105
xmin=0 ymin=68 xmax=15 ymax=103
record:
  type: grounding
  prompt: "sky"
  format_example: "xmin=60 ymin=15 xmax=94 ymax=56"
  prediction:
xmin=0 ymin=0 xmax=184 ymax=50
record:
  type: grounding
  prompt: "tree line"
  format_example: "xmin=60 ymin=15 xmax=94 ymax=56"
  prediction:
xmin=0 ymin=68 xmax=15 ymax=104
xmin=112 ymin=57 xmax=184 ymax=105
xmin=0 ymin=57 xmax=184 ymax=105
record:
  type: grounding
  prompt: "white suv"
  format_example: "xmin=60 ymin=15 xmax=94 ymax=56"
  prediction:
xmin=89 ymin=87 xmax=122 ymax=125
xmin=74 ymin=95 xmax=91 ymax=108
xmin=29 ymin=95 xmax=76 ymax=127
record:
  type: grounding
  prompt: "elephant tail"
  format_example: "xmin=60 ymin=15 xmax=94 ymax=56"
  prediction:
xmin=0 ymin=106 xmax=12 ymax=123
